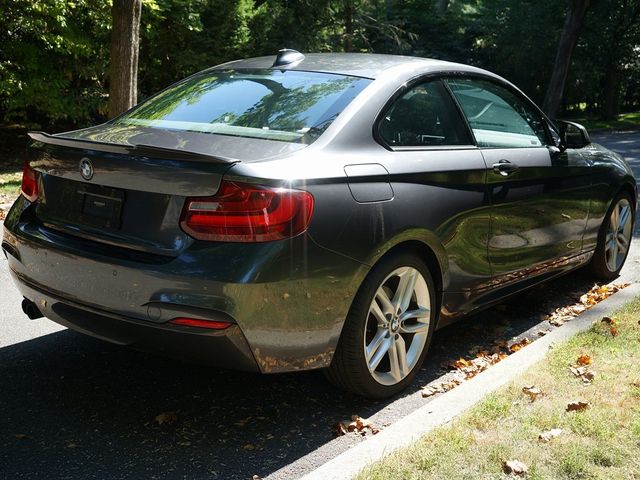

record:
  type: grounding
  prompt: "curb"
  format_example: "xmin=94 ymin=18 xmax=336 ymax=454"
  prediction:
xmin=300 ymin=281 xmax=640 ymax=480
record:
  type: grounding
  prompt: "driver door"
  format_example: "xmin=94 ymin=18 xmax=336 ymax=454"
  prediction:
xmin=446 ymin=77 xmax=591 ymax=286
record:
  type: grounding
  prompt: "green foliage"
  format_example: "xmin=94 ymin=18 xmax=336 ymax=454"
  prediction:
xmin=0 ymin=0 xmax=110 ymax=127
xmin=1 ymin=0 xmax=640 ymax=128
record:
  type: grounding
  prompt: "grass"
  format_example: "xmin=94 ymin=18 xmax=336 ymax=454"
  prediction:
xmin=0 ymin=171 xmax=21 ymax=197
xmin=568 ymin=111 xmax=640 ymax=132
xmin=358 ymin=297 xmax=640 ymax=480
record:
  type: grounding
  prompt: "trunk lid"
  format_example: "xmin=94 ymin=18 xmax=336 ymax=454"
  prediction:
xmin=27 ymin=126 xmax=304 ymax=256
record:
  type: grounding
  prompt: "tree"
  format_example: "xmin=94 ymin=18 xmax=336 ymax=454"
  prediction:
xmin=108 ymin=0 xmax=142 ymax=119
xmin=542 ymin=0 xmax=595 ymax=118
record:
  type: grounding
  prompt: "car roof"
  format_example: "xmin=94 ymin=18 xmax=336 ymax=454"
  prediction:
xmin=210 ymin=52 xmax=459 ymax=79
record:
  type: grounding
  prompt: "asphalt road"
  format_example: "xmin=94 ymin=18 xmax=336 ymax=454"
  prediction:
xmin=1 ymin=132 xmax=639 ymax=480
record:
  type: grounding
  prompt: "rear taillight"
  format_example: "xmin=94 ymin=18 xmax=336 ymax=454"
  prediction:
xmin=21 ymin=160 xmax=39 ymax=202
xmin=180 ymin=181 xmax=314 ymax=242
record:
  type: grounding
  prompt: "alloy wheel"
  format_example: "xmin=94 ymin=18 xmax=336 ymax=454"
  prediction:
xmin=363 ymin=266 xmax=431 ymax=386
xmin=605 ymin=197 xmax=633 ymax=272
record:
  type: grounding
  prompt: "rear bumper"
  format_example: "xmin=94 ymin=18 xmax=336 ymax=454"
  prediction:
xmin=9 ymin=272 xmax=259 ymax=371
xmin=2 ymin=198 xmax=369 ymax=373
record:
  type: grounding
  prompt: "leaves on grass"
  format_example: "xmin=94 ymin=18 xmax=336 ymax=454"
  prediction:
xmin=538 ymin=428 xmax=563 ymax=442
xmin=509 ymin=338 xmax=531 ymax=352
xmin=333 ymin=415 xmax=380 ymax=436
xmin=601 ymin=316 xmax=619 ymax=336
xmin=155 ymin=411 xmax=178 ymax=425
xmin=576 ymin=354 xmax=592 ymax=366
xmin=502 ymin=459 xmax=528 ymax=475
xmin=569 ymin=364 xmax=596 ymax=384
xmin=522 ymin=385 xmax=544 ymax=402
xmin=545 ymin=283 xmax=628 ymax=326
xmin=566 ymin=400 xmax=591 ymax=412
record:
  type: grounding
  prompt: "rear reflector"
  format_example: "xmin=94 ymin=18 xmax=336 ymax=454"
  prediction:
xmin=180 ymin=180 xmax=314 ymax=242
xmin=169 ymin=317 xmax=232 ymax=330
xmin=21 ymin=159 xmax=39 ymax=202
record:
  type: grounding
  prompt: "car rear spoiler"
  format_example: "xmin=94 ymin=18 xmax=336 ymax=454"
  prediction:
xmin=28 ymin=131 xmax=237 ymax=164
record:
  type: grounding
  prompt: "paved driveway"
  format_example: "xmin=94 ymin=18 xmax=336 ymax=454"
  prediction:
xmin=1 ymin=132 xmax=638 ymax=480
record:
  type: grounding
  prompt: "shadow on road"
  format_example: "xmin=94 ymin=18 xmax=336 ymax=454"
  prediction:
xmin=0 ymin=266 xmax=618 ymax=480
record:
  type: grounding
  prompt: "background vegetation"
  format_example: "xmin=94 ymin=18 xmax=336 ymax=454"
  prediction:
xmin=1 ymin=0 xmax=640 ymax=132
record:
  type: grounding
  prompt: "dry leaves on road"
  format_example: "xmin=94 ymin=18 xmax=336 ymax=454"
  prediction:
xmin=538 ymin=428 xmax=562 ymax=443
xmin=522 ymin=385 xmax=544 ymax=402
xmin=566 ymin=400 xmax=591 ymax=412
xmin=421 ymin=378 xmax=463 ymax=397
xmin=502 ymin=459 xmax=528 ymax=476
xmin=546 ymin=283 xmax=628 ymax=326
xmin=155 ymin=411 xmax=178 ymax=425
xmin=333 ymin=415 xmax=380 ymax=437
xmin=509 ymin=338 xmax=531 ymax=352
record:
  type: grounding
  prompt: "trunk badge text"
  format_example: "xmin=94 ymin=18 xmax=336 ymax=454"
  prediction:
xmin=80 ymin=158 xmax=94 ymax=180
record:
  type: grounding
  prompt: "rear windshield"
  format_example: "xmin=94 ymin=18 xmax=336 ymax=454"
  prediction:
xmin=114 ymin=70 xmax=372 ymax=144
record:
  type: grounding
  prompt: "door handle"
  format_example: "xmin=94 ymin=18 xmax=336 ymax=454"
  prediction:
xmin=492 ymin=159 xmax=519 ymax=176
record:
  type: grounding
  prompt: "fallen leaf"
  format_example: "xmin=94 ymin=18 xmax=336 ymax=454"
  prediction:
xmin=243 ymin=444 xmax=255 ymax=450
xmin=537 ymin=329 xmax=552 ymax=336
xmin=66 ymin=442 xmax=78 ymax=449
xmin=333 ymin=415 xmax=379 ymax=436
xmin=581 ymin=370 xmax=596 ymax=384
xmin=601 ymin=316 xmax=615 ymax=324
xmin=509 ymin=338 xmax=531 ymax=353
xmin=421 ymin=378 xmax=463 ymax=398
xmin=538 ymin=428 xmax=563 ymax=442
xmin=566 ymin=400 xmax=591 ymax=412
xmin=576 ymin=354 xmax=592 ymax=366
xmin=252 ymin=476 xmax=262 ymax=480
xmin=610 ymin=326 xmax=618 ymax=337
xmin=569 ymin=366 xmax=596 ymax=384
xmin=14 ymin=433 xmax=30 ymax=440
xmin=502 ymin=459 xmax=528 ymax=475
xmin=522 ymin=385 xmax=543 ymax=401
xmin=155 ymin=411 xmax=178 ymax=425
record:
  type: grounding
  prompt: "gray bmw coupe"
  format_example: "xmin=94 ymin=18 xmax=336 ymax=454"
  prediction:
xmin=2 ymin=50 xmax=636 ymax=398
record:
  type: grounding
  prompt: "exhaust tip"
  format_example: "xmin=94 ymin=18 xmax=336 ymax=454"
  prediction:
xmin=21 ymin=298 xmax=44 ymax=320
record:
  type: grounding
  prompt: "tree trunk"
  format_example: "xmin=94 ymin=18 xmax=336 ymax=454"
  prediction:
xmin=108 ymin=0 xmax=142 ymax=119
xmin=542 ymin=0 xmax=594 ymax=118
xmin=601 ymin=66 xmax=620 ymax=120
xmin=344 ymin=1 xmax=353 ymax=52
xmin=437 ymin=0 xmax=450 ymax=14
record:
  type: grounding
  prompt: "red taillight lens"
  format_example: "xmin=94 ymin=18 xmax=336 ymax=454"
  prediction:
xmin=169 ymin=317 xmax=232 ymax=330
xmin=180 ymin=181 xmax=314 ymax=242
xmin=21 ymin=160 xmax=39 ymax=202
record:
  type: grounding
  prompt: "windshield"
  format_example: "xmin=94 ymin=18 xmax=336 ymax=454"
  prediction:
xmin=114 ymin=70 xmax=372 ymax=143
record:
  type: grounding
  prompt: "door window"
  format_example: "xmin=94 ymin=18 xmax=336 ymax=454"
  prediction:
xmin=378 ymin=80 xmax=472 ymax=147
xmin=446 ymin=78 xmax=548 ymax=148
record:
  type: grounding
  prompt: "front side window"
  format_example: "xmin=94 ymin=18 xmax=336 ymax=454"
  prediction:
xmin=446 ymin=78 xmax=548 ymax=148
xmin=114 ymin=70 xmax=372 ymax=144
xmin=378 ymin=80 xmax=472 ymax=147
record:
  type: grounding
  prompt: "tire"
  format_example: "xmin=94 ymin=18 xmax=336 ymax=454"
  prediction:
xmin=325 ymin=251 xmax=437 ymax=399
xmin=588 ymin=192 xmax=635 ymax=280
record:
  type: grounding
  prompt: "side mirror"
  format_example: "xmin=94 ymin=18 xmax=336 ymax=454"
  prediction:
xmin=556 ymin=120 xmax=591 ymax=149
